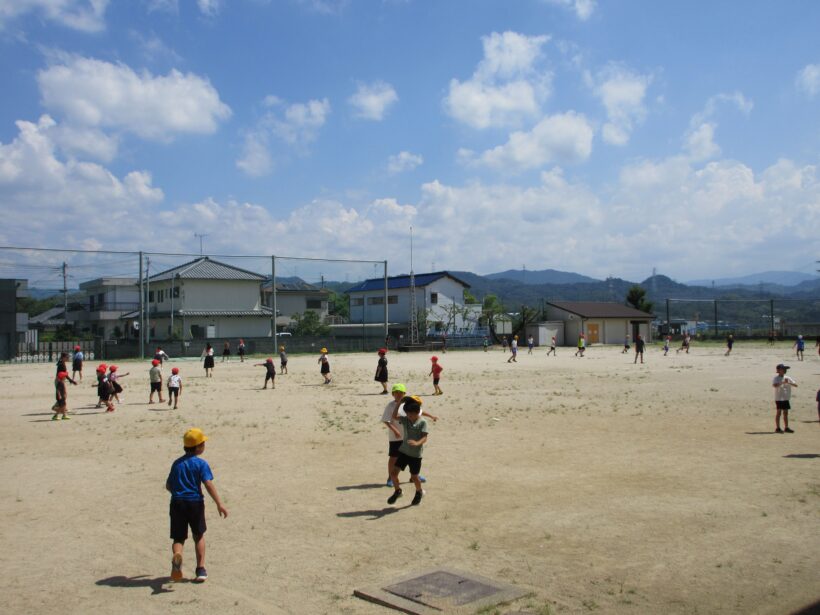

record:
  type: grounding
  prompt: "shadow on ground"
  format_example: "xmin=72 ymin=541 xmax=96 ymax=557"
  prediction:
xmin=96 ymin=574 xmax=174 ymax=595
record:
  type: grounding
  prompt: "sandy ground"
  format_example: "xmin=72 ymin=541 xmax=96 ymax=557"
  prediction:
xmin=0 ymin=342 xmax=818 ymax=615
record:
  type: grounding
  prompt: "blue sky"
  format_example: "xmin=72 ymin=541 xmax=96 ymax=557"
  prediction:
xmin=1 ymin=0 xmax=819 ymax=283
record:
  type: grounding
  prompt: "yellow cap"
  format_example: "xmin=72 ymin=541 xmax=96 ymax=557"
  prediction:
xmin=320 ymin=347 xmax=328 ymax=353
xmin=183 ymin=428 xmax=208 ymax=448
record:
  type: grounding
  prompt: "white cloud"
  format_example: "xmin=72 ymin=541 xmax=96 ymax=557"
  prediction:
xmin=445 ymin=31 xmax=551 ymax=129
xmin=683 ymin=91 xmax=752 ymax=162
xmin=543 ymin=0 xmax=596 ymax=21
xmin=236 ymin=132 xmax=273 ymax=177
xmin=586 ymin=64 xmax=651 ymax=146
xmin=197 ymin=0 xmax=220 ymax=16
xmin=387 ymin=151 xmax=423 ymax=174
xmin=684 ymin=122 xmax=720 ymax=161
xmin=469 ymin=111 xmax=594 ymax=171
xmin=0 ymin=0 xmax=109 ymax=32
xmin=266 ymin=98 xmax=331 ymax=145
xmin=37 ymin=55 xmax=231 ymax=141
xmin=348 ymin=81 xmax=398 ymax=121
xmin=796 ymin=63 xmax=820 ymax=97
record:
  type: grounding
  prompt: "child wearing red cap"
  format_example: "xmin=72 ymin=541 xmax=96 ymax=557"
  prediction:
xmin=254 ymin=358 xmax=276 ymax=389
xmin=429 ymin=356 xmax=443 ymax=396
xmin=108 ymin=365 xmax=130 ymax=403
xmin=94 ymin=364 xmax=116 ymax=413
xmin=149 ymin=359 xmax=164 ymax=404
xmin=72 ymin=345 xmax=84 ymax=381
xmin=374 ymin=348 xmax=389 ymax=394
xmin=167 ymin=367 xmax=183 ymax=409
xmin=52 ymin=371 xmax=77 ymax=420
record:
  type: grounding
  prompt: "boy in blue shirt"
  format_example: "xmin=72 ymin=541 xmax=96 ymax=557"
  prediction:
xmin=166 ymin=428 xmax=228 ymax=583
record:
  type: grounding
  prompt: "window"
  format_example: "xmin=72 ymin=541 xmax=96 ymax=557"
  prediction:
xmin=172 ymin=287 xmax=180 ymax=298
xmin=148 ymin=291 xmax=154 ymax=302
xmin=158 ymin=289 xmax=164 ymax=303
xmin=306 ymin=299 xmax=323 ymax=309
xmin=388 ymin=295 xmax=398 ymax=304
xmin=368 ymin=296 xmax=384 ymax=305
xmin=351 ymin=298 xmax=364 ymax=306
xmin=430 ymin=292 xmax=438 ymax=304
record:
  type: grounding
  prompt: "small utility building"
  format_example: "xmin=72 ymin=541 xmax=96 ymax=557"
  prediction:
xmin=545 ymin=301 xmax=654 ymax=345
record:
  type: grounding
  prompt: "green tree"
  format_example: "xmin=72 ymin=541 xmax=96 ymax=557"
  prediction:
xmin=626 ymin=285 xmax=654 ymax=313
xmin=464 ymin=289 xmax=478 ymax=304
xmin=291 ymin=310 xmax=331 ymax=336
xmin=327 ymin=290 xmax=350 ymax=320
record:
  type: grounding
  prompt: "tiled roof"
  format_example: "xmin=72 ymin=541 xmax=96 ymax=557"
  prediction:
xmin=261 ymin=277 xmax=328 ymax=293
xmin=149 ymin=258 xmax=266 ymax=282
xmin=346 ymin=271 xmax=470 ymax=293
xmin=547 ymin=301 xmax=654 ymax=318
xmin=120 ymin=307 xmax=273 ymax=319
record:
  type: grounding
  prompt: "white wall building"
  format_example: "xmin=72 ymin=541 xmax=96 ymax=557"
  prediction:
xmin=345 ymin=271 xmax=480 ymax=334
xmin=69 ymin=277 xmax=140 ymax=339
xmin=260 ymin=279 xmax=330 ymax=330
xmin=545 ymin=301 xmax=654 ymax=345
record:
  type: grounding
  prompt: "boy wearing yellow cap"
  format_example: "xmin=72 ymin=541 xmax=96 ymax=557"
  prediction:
xmin=318 ymin=347 xmax=331 ymax=384
xmin=383 ymin=384 xmax=437 ymax=487
xmin=387 ymin=395 xmax=430 ymax=506
xmin=166 ymin=428 xmax=228 ymax=583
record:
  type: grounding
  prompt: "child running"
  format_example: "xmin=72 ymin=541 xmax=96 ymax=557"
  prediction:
xmin=575 ymin=333 xmax=586 ymax=357
xmin=154 ymin=346 xmax=170 ymax=364
xmin=676 ymin=333 xmax=691 ymax=354
xmin=429 ymin=355 xmax=443 ymax=395
xmin=507 ymin=335 xmax=518 ymax=363
xmin=318 ymin=347 xmax=331 ymax=384
xmin=772 ymin=363 xmax=797 ymax=433
xmin=203 ymin=343 xmax=215 ymax=377
xmin=255 ymin=358 xmax=276 ymax=389
xmin=167 ymin=367 xmax=183 ymax=409
xmin=374 ymin=348 xmax=389 ymax=394
xmin=663 ymin=335 xmax=671 ymax=356
xmin=527 ymin=335 xmax=534 ymax=355
xmin=52 ymin=371 xmax=77 ymax=420
xmin=622 ymin=335 xmax=631 ymax=354
xmin=279 ymin=345 xmax=288 ymax=375
xmin=546 ymin=335 xmax=556 ymax=356
xmin=72 ymin=345 xmax=84 ymax=381
xmin=149 ymin=359 xmax=165 ymax=404
xmin=108 ymin=365 xmax=129 ymax=403
xmin=387 ymin=395 xmax=429 ymax=506
xmin=166 ymin=428 xmax=228 ymax=583
xmin=793 ymin=335 xmax=805 ymax=361
xmin=221 ymin=341 xmax=230 ymax=363
xmin=94 ymin=364 xmax=116 ymax=413
xmin=482 ymin=337 xmax=489 ymax=352
xmin=382 ymin=383 xmax=437 ymax=487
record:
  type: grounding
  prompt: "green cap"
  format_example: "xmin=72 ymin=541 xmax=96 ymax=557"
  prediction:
xmin=391 ymin=383 xmax=407 ymax=393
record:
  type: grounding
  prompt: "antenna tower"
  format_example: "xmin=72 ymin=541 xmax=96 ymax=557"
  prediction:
xmin=408 ymin=226 xmax=419 ymax=344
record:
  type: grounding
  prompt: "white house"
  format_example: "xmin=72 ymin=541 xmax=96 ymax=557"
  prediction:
xmin=345 ymin=271 xmax=480 ymax=334
xmin=545 ymin=301 xmax=654 ymax=345
xmin=126 ymin=257 xmax=273 ymax=340
xmin=68 ymin=277 xmax=140 ymax=339
xmin=260 ymin=278 xmax=330 ymax=329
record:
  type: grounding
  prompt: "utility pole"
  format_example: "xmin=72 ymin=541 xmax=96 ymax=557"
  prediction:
xmin=409 ymin=226 xmax=419 ymax=344
xmin=145 ymin=257 xmax=151 ymax=347
xmin=61 ymin=261 xmax=68 ymax=324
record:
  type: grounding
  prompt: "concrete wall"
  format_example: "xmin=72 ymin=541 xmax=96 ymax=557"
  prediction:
xmin=151 ymin=315 xmax=271 ymax=340
xmin=151 ymin=279 xmax=262 ymax=312
xmin=526 ymin=321 xmax=565 ymax=346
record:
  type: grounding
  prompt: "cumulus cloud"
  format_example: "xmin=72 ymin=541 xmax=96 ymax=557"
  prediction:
xmin=796 ymin=63 xmax=820 ymax=97
xmin=37 ymin=55 xmax=231 ymax=141
xmin=348 ymin=81 xmax=398 ymax=121
xmin=586 ymin=64 xmax=651 ymax=146
xmin=543 ymin=0 xmax=596 ymax=21
xmin=683 ymin=91 xmax=752 ymax=162
xmin=0 ymin=0 xmax=109 ymax=32
xmin=387 ymin=151 xmax=423 ymax=174
xmin=197 ymin=0 xmax=220 ymax=16
xmin=467 ymin=111 xmax=594 ymax=171
xmin=236 ymin=132 xmax=273 ymax=177
xmin=445 ymin=31 xmax=551 ymax=129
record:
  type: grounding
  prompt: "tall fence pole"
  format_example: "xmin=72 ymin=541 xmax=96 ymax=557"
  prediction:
xmin=271 ymin=255 xmax=277 ymax=338
xmin=770 ymin=299 xmax=775 ymax=337
xmin=383 ymin=260 xmax=388 ymax=343
xmin=713 ymin=300 xmax=718 ymax=337
xmin=666 ymin=298 xmax=670 ymax=333
xmin=138 ymin=251 xmax=144 ymax=359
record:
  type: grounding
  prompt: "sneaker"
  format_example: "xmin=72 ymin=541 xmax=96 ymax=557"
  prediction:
xmin=387 ymin=489 xmax=402 ymax=505
xmin=419 ymin=475 xmax=427 ymax=483
xmin=193 ymin=567 xmax=207 ymax=583
xmin=61 ymin=415 xmax=70 ymax=420
xmin=775 ymin=428 xmax=783 ymax=433
xmin=170 ymin=553 xmax=183 ymax=582
xmin=784 ymin=428 xmax=794 ymax=433
xmin=411 ymin=491 xmax=423 ymax=506
xmin=386 ymin=478 xmax=394 ymax=487
xmin=51 ymin=415 xmax=59 ymax=421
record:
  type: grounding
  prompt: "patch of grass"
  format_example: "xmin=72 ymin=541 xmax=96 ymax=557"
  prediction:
xmin=468 ymin=540 xmax=480 ymax=551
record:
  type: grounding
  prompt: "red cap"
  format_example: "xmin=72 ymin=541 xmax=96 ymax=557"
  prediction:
xmin=74 ymin=345 xmax=81 ymax=351
xmin=97 ymin=363 xmax=107 ymax=371
xmin=171 ymin=367 xmax=179 ymax=374
xmin=57 ymin=371 xmax=68 ymax=380
xmin=266 ymin=357 xmax=273 ymax=363
xmin=151 ymin=359 xmax=160 ymax=366
xmin=378 ymin=348 xmax=387 ymax=355
xmin=431 ymin=355 xmax=438 ymax=361
xmin=109 ymin=365 xmax=117 ymax=372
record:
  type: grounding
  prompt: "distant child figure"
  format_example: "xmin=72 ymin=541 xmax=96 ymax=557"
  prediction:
xmin=318 ymin=347 xmax=331 ymax=384
xmin=255 ymin=358 xmax=276 ymax=389
xmin=108 ymin=365 xmax=129 ymax=403
xmin=622 ymin=335 xmax=631 ymax=354
xmin=676 ymin=333 xmax=691 ymax=354
xmin=575 ymin=333 xmax=586 ymax=357
xmin=94 ymin=363 xmax=106 ymax=408
xmin=167 ymin=367 xmax=183 ymax=409
xmin=95 ymin=364 xmax=116 ymax=413
xmin=52 ymin=371 xmax=76 ymax=420
xmin=429 ymin=355 xmax=443 ymax=395
xmin=508 ymin=335 xmax=519 ymax=363
xmin=816 ymin=336 xmax=820 ymax=357
xmin=482 ymin=336 xmax=489 ymax=352
xmin=149 ymin=359 xmax=165 ymax=404
xmin=725 ymin=334 xmax=734 ymax=356
xmin=527 ymin=335 xmax=534 ymax=354
xmin=374 ymin=348 xmax=389 ymax=394
xmin=768 ymin=331 xmax=775 ymax=346
xmin=772 ymin=363 xmax=797 ymax=433
xmin=546 ymin=335 xmax=557 ymax=356
xmin=237 ymin=339 xmax=246 ymax=363
xmin=72 ymin=345 xmax=84 ymax=381
xmin=279 ymin=346 xmax=288 ymax=375
xmin=663 ymin=335 xmax=671 ymax=356
xmin=387 ymin=395 xmax=429 ymax=506
xmin=634 ymin=334 xmax=645 ymax=364
xmin=166 ymin=428 xmax=228 ymax=584
xmin=203 ymin=343 xmax=215 ymax=377
xmin=816 ymin=387 xmax=820 ymax=424
xmin=154 ymin=346 xmax=170 ymax=364
xmin=221 ymin=341 xmax=230 ymax=363
xmin=382 ymin=383 xmax=437 ymax=487
xmin=793 ymin=335 xmax=805 ymax=361
xmin=501 ymin=337 xmax=508 ymax=352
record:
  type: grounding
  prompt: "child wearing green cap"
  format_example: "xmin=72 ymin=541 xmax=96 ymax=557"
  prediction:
xmin=166 ymin=428 xmax=228 ymax=583
xmin=387 ymin=395 xmax=431 ymax=506
xmin=382 ymin=384 xmax=437 ymax=487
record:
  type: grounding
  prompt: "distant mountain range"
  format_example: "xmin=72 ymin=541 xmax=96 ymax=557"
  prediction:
xmin=686 ymin=271 xmax=817 ymax=287
xmin=484 ymin=268 xmax=599 ymax=285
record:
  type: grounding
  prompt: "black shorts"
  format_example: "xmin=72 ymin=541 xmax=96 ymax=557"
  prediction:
xmin=433 ymin=378 xmax=440 ymax=385
xmin=265 ymin=372 xmax=275 ymax=382
xmin=169 ymin=499 xmax=206 ymax=541
xmin=388 ymin=440 xmax=402 ymax=456
xmin=394 ymin=451 xmax=422 ymax=475
xmin=72 ymin=360 xmax=82 ymax=371
xmin=775 ymin=400 xmax=791 ymax=411
xmin=238 ymin=348 xmax=245 ymax=356
xmin=168 ymin=386 xmax=179 ymax=398
xmin=151 ymin=382 xmax=162 ymax=392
